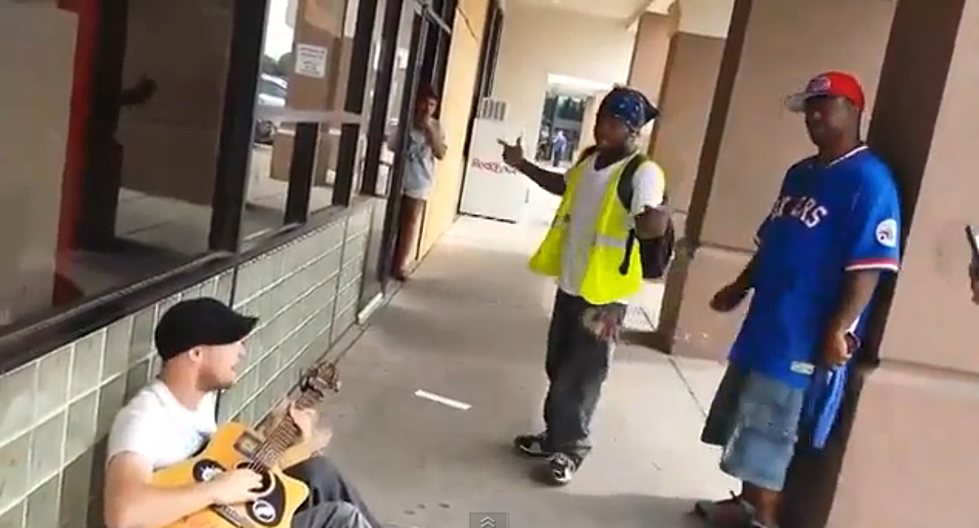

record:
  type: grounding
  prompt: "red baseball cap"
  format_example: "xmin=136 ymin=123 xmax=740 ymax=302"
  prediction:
xmin=785 ymin=71 xmax=865 ymax=112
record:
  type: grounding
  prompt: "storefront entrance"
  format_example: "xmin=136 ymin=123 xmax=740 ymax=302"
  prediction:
xmin=356 ymin=0 xmax=455 ymax=320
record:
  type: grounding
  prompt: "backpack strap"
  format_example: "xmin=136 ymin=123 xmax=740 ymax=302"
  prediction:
xmin=616 ymin=153 xmax=670 ymax=212
xmin=617 ymin=153 xmax=677 ymax=276
xmin=617 ymin=154 xmax=647 ymax=275
xmin=616 ymin=153 xmax=647 ymax=213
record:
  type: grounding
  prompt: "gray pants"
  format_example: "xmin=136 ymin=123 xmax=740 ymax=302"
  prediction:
xmin=542 ymin=290 xmax=622 ymax=459
xmin=284 ymin=456 xmax=382 ymax=528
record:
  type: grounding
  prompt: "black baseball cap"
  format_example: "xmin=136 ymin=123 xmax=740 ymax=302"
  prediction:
xmin=154 ymin=297 xmax=259 ymax=361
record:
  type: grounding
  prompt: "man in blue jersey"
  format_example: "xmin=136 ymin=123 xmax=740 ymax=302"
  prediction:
xmin=692 ymin=71 xmax=901 ymax=528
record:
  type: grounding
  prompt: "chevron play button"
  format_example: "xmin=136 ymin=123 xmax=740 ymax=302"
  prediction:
xmin=469 ymin=512 xmax=508 ymax=528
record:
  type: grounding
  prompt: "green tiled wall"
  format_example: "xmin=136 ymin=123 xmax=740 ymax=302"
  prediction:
xmin=219 ymin=207 xmax=370 ymax=424
xmin=0 ymin=205 xmax=372 ymax=528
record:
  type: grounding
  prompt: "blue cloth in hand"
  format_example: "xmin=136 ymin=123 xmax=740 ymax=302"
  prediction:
xmin=802 ymin=365 xmax=848 ymax=449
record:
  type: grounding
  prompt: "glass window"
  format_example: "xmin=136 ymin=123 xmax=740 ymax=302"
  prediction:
xmin=0 ymin=1 xmax=246 ymax=332
xmin=244 ymin=0 xmax=361 ymax=238
xmin=348 ymin=0 xmax=388 ymax=195
xmin=360 ymin=2 xmax=387 ymax=128
xmin=259 ymin=76 xmax=290 ymax=100
xmin=375 ymin=2 xmax=419 ymax=197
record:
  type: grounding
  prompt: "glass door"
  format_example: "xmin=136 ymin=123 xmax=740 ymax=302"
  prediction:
xmin=356 ymin=0 xmax=428 ymax=320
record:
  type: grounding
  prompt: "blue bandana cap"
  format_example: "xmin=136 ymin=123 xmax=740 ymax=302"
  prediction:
xmin=598 ymin=86 xmax=659 ymax=131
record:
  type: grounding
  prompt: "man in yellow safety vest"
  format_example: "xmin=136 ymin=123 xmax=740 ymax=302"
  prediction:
xmin=498 ymin=86 xmax=670 ymax=485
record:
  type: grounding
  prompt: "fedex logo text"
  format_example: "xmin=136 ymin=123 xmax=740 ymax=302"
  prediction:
xmin=471 ymin=158 xmax=518 ymax=175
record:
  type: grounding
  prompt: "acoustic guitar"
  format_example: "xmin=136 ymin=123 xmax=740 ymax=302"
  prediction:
xmin=151 ymin=362 xmax=341 ymax=528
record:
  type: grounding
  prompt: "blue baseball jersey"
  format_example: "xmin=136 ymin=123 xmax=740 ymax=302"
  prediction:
xmin=729 ymin=146 xmax=901 ymax=389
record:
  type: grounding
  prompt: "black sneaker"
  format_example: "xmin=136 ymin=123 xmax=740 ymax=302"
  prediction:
xmin=546 ymin=452 xmax=582 ymax=485
xmin=513 ymin=433 xmax=555 ymax=457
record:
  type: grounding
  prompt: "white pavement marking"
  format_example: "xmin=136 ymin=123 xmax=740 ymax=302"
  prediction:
xmin=413 ymin=389 xmax=472 ymax=411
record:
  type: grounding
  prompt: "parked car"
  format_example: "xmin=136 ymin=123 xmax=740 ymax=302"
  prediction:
xmin=255 ymin=74 xmax=288 ymax=144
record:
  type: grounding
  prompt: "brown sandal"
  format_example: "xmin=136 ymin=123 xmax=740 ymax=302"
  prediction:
xmin=692 ymin=493 xmax=756 ymax=527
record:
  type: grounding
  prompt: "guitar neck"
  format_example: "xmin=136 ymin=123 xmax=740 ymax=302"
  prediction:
xmin=254 ymin=388 xmax=324 ymax=467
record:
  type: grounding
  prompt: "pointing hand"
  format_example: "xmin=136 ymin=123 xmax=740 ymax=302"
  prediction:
xmin=497 ymin=136 xmax=525 ymax=167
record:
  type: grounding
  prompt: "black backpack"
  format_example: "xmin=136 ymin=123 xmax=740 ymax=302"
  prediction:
xmin=575 ymin=146 xmax=675 ymax=280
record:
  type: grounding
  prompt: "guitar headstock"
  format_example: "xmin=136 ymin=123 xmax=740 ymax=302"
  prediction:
xmin=298 ymin=361 xmax=340 ymax=398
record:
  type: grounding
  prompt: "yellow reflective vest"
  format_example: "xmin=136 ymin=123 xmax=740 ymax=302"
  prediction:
xmin=528 ymin=154 xmax=645 ymax=305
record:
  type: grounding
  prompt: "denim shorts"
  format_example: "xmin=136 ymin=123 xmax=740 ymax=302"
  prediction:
xmin=700 ymin=365 xmax=804 ymax=492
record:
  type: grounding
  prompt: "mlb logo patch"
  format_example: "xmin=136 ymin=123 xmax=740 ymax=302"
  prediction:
xmin=808 ymin=75 xmax=832 ymax=93
xmin=875 ymin=218 xmax=898 ymax=247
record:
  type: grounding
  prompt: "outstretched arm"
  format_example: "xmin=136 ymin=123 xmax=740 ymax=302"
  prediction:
xmin=514 ymin=159 xmax=566 ymax=195
xmin=498 ymin=138 xmax=566 ymax=195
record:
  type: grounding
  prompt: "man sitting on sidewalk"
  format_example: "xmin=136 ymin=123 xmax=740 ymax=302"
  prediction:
xmin=102 ymin=297 xmax=383 ymax=528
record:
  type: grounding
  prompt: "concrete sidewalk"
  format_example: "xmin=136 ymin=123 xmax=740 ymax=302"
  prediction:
xmin=320 ymin=216 xmax=736 ymax=528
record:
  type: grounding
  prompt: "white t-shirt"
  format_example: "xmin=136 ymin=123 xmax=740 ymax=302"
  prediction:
xmin=106 ymin=380 xmax=219 ymax=470
xmin=558 ymin=153 xmax=666 ymax=302
xmin=392 ymin=120 xmax=445 ymax=200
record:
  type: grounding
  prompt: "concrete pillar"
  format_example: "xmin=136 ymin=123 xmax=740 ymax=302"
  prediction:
xmin=780 ymin=1 xmax=979 ymax=527
xmin=655 ymin=0 xmax=897 ymax=359
xmin=646 ymin=0 xmax=732 ymax=241
xmin=643 ymin=0 xmax=731 ymax=349
xmin=627 ymin=12 xmax=675 ymax=105
xmin=627 ymin=11 xmax=675 ymax=154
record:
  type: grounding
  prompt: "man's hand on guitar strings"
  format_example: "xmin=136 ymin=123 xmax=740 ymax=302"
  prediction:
xmin=289 ymin=402 xmax=320 ymax=445
xmin=289 ymin=402 xmax=333 ymax=454
xmin=206 ymin=468 xmax=263 ymax=505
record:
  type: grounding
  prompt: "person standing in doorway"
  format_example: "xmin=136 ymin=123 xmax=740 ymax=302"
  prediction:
xmin=551 ymin=130 xmax=568 ymax=167
xmin=392 ymin=83 xmax=447 ymax=281
xmin=498 ymin=86 xmax=670 ymax=485
xmin=693 ymin=72 xmax=901 ymax=528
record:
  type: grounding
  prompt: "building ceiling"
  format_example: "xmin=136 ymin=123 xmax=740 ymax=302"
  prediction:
xmin=510 ymin=0 xmax=676 ymax=21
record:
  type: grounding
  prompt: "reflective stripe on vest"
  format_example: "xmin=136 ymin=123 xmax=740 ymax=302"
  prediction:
xmin=528 ymin=155 xmax=643 ymax=305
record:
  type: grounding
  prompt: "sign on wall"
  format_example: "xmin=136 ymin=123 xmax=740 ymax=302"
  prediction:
xmin=294 ymin=43 xmax=328 ymax=78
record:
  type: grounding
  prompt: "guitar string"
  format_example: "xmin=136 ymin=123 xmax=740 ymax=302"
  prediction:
xmin=245 ymin=384 xmax=319 ymax=471
xmin=201 ymin=365 xmax=337 ymax=526
xmin=242 ymin=364 xmax=338 ymax=474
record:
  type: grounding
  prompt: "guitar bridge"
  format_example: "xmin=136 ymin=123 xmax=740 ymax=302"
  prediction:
xmin=210 ymin=504 xmax=247 ymax=528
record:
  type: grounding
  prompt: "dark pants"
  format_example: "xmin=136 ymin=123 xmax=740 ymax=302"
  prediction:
xmin=284 ymin=456 xmax=383 ymax=528
xmin=542 ymin=290 xmax=622 ymax=459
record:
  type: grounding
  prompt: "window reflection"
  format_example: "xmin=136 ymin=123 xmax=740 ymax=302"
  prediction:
xmin=375 ymin=3 xmax=418 ymax=197
xmin=244 ymin=0 xmax=359 ymax=237
xmin=0 ymin=0 xmax=228 ymax=331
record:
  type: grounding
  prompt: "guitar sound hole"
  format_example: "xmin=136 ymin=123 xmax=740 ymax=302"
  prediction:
xmin=192 ymin=459 xmax=226 ymax=483
xmin=233 ymin=466 xmax=288 ymax=527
